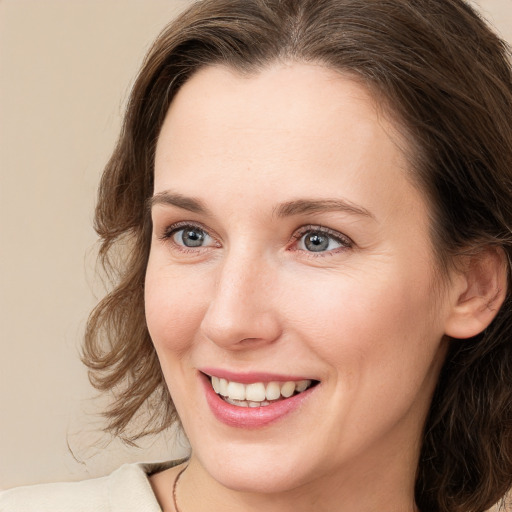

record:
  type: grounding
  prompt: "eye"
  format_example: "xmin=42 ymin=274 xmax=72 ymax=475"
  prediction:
xmin=294 ymin=227 xmax=352 ymax=254
xmin=174 ymin=226 xmax=210 ymax=247
xmin=161 ymin=223 xmax=218 ymax=250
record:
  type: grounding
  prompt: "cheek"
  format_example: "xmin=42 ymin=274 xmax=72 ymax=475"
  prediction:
xmin=277 ymin=266 xmax=446 ymax=441
xmin=278 ymin=263 xmax=442 ymax=377
xmin=144 ymin=259 xmax=210 ymax=355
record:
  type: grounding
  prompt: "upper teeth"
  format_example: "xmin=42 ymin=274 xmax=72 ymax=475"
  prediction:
xmin=211 ymin=376 xmax=312 ymax=402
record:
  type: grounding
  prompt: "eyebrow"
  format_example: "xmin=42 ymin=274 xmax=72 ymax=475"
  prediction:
xmin=149 ymin=190 xmax=374 ymax=220
xmin=273 ymin=198 xmax=375 ymax=220
xmin=149 ymin=191 xmax=212 ymax=215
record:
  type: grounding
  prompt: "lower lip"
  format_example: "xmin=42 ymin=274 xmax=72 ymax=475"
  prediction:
xmin=201 ymin=373 xmax=317 ymax=428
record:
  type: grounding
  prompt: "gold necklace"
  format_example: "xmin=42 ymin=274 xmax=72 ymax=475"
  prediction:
xmin=172 ymin=466 xmax=187 ymax=512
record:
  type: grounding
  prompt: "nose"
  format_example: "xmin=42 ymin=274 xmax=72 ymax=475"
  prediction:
xmin=199 ymin=250 xmax=282 ymax=350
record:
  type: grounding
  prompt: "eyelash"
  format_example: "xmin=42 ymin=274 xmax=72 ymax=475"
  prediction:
xmin=158 ymin=222 xmax=353 ymax=256
xmin=158 ymin=221 xmax=219 ymax=254
xmin=290 ymin=225 xmax=353 ymax=257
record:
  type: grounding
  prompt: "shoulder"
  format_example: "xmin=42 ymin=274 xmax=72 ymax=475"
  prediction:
xmin=0 ymin=461 xmax=177 ymax=512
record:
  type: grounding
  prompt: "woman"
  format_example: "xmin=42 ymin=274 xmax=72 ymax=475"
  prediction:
xmin=2 ymin=0 xmax=511 ymax=511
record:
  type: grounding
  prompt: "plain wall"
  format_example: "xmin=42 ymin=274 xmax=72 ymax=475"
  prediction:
xmin=1 ymin=0 xmax=511 ymax=492
xmin=0 ymin=0 xmax=193 ymax=489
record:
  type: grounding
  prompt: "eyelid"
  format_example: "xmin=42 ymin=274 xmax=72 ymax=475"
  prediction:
xmin=158 ymin=221 xmax=221 ymax=249
xmin=156 ymin=221 xmax=352 ymax=255
xmin=290 ymin=224 xmax=353 ymax=253
xmin=158 ymin=220 xmax=206 ymax=238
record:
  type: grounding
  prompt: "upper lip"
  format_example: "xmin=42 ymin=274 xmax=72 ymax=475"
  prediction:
xmin=199 ymin=367 xmax=318 ymax=384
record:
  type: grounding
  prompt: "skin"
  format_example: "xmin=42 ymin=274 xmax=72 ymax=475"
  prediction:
xmin=145 ymin=62 xmax=468 ymax=512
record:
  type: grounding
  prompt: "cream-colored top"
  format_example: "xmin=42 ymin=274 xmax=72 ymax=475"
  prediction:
xmin=0 ymin=461 xmax=176 ymax=512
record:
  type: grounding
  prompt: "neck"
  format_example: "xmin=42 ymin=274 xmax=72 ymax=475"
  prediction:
xmin=177 ymin=450 xmax=419 ymax=512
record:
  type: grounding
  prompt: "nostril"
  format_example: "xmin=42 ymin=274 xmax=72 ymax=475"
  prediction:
xmin=200 ymin=308 xmax=283 ymax=350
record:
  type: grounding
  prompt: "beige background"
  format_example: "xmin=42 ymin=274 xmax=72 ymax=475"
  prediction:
xmin=1 ymin=0 xmax=511 ymax=493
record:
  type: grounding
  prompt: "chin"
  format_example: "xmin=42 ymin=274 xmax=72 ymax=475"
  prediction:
xmin=191 ymin=437 xmax=324 ymax=494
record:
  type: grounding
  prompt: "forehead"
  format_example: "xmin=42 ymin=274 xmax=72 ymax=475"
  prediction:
xmin=156 ymin=63 xmax=400 ymax=168
xmin=154 ymin=63 xmax=424 ymax=225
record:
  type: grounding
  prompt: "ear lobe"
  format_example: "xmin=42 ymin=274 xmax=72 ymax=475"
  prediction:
xmin=444 ymin=247 xmax=508 ymax=340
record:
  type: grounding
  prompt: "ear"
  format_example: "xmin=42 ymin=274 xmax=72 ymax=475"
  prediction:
xmin=444 ymin=247 xmax=508 ymax=339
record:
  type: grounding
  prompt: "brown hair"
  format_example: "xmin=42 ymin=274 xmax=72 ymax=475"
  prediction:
xmin=83 ymin=0 xmax=512 ymax=510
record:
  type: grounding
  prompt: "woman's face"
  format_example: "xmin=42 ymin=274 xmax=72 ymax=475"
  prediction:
xmin=146 ymin=63 xmax=456 ymax=494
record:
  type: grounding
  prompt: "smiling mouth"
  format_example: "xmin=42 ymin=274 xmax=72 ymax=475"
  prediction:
xmin=208 ymin=375 xmax=318 ymax=407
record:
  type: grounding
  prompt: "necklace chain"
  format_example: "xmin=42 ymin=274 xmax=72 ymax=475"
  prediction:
xmin=171 ymin=464 xmax=420 ymax=512
xmin=172 ymin=465 xmax=187 ymax=512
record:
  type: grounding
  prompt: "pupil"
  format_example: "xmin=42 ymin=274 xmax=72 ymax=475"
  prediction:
xmin=305 ymin=233 xmax=328 ymax=252
xmin=182 ymin=229 xmax=204 ymax=247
